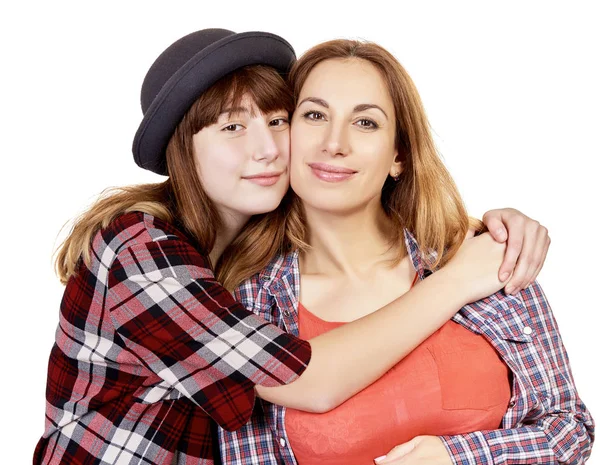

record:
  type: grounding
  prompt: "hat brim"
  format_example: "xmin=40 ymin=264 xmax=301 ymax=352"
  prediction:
xmin=132 ymin=31 xmax=295 ymax=175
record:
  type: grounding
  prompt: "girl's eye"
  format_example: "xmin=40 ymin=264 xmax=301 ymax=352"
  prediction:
xmin=302 ymin=111 xmax=326 ymax=121
xmin=356 ymin=119 xmax=379 ymax=129
xmin=269 ymin=117 xmax=289 ymax=127
xmin=222 ymin=124 xmax=243 ymax=132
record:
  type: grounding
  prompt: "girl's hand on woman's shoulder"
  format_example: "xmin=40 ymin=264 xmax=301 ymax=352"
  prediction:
xmin=440 ymin=232 xmax=507 ymax=305
xmin=481 ymin=208 xmax=550 ymax=295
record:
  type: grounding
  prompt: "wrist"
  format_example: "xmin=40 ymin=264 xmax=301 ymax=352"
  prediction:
xmin=422 ymin=267 xmax=469 ymax=309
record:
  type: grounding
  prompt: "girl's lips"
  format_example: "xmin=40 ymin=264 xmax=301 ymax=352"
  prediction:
xmin=308 ymin=163 xmax=357 ymax=182
xmin=242 ymin=172 xmax=283 ymax=186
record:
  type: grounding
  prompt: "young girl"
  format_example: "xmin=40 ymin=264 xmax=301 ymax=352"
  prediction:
xmin=34 ymin=29 xmax=554 ymax=465
xmin=218 ymin=39 xmax=594 ymax=465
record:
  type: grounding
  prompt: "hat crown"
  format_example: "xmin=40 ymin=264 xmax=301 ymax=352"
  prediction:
xmin=140 ymin=28 xmax=235 ymax=113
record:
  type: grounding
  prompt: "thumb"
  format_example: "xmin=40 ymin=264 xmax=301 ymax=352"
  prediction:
xmin=374 ymin=439 xmax=416 ymax=464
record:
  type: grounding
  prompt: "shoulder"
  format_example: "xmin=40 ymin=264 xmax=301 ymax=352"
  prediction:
xmin=90 ymin=211 xmax=208 ymax=273
xmin=99 ymin=211 xmax=187 ymax=247
xmin=469 ymin=281 xmax=556 ymax=343
xmin=516 ymin=281 xmax=557 ymax=332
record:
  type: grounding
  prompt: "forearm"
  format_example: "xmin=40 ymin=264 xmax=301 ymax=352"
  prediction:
xmin=441 ymin=415 xmax=594 ymax=465
xmin=256 ymin=268 xmax=466 ymax=411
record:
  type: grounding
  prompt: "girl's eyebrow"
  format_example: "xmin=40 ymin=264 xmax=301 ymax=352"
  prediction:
xmin=219 ymin=106 xmax=250 ymax=116
xmin=297 ymin=97 xmax=388 ymax=119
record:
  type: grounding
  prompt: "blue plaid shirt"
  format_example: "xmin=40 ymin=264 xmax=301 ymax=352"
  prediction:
xmin=218 ymin=230 xmax=594 ymax=465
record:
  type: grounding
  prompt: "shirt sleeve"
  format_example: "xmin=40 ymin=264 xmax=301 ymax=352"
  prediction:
xmin=440 ymin=282 xmax=594 ymax=465
xmin=105 ymin=237 xmax=311 ymax=431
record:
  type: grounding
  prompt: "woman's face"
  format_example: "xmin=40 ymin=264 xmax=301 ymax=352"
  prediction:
xmin=193 ymin=95 xmax=290 ymax=222
xmin=290 ymin=58 xmax=401 ymax=214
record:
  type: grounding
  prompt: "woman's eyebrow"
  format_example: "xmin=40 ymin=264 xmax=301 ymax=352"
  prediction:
xmin=297 ymin=98 xmax=388 ymax=119
xmin=297 ymin=97 xmax=328 ymax=108
xmin=353 ymin=104 xmax=388 ymax=119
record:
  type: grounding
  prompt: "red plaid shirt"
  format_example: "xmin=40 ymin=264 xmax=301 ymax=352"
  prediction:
xmin=34 ymin=212 xmax=311 ymax=465
xmin=218 ymin=230 xmax=594 ymax=465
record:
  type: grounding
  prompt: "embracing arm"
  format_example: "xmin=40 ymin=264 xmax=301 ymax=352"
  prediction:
xmin=258 ymin=208 xmax=552 ymax=413
xmin=107 ymin=212 xmax=548 ymax=424
xmin=256 ymin=233 xmax=508 ymax=412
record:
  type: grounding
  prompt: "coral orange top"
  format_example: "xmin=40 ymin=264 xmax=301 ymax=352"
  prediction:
xmin=286 ymin=276 xmax=511 ymax=465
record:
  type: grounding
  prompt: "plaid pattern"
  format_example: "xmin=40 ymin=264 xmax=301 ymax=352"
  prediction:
xmin=218 ymin=230 xmax=594 ymax=465
xmin=34 ymin=212 xmax=311 ymax=465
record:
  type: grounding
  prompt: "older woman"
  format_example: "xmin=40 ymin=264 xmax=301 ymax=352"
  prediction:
xmin=218 ymin=39 xmax=593 ymax=465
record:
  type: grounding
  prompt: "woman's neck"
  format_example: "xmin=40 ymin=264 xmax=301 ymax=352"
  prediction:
xmin=301 ymin=201 xmax=401 ymax=278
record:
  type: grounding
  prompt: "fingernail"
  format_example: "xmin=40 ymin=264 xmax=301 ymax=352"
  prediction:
xmin=505 ymin=286 xmax=513 ymax=294
xmin=374 ymin=456 xmax=387 ymax=464
xmin=500 ymin=272 xmax=510 ymax=281
xmin=496 ymin=228 xmax=507 ymax=240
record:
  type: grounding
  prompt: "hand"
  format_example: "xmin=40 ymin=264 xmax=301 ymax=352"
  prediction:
xmin=442 ymin=232 xmax=507 ymax=305
xmin=482 ymin=208 xmax=551 ymax=295
xmin=374 ymin=436 xmax=452 ymax=464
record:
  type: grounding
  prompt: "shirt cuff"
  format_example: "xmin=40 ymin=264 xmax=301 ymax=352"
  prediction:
xmin=440 ymin=432 xmax=494 ymax=465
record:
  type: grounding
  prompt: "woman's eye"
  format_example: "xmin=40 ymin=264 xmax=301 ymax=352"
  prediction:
xmin=303 ymin=111 xmax=326 ymax=121
xmin=223 ymin=124 xmax=243 ymax=132
xmin=356 ymin=119 xmax=378 ymax=129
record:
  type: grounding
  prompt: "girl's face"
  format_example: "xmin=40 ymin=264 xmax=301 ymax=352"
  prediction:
xmin=193 ymin=95 xmax=290 ymax=222
xmin=290 ymin=58 xmax=401 ymax=215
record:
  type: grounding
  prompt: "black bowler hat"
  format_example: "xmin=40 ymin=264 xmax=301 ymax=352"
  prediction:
xmin=132 ymin=28 xmax=296 ymax=175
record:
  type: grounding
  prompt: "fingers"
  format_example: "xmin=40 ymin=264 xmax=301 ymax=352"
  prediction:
xmin=481 ymin=208 xmax=551 ymax=292
xmin=482 ymin=209 xmax=509 ymax=242
xmin=374 ymin=456 xmax=409 ymax=465
xmin=507 ymin=226 xmax=550 ymax=293
xmin=374 ymin=440 xmax=416 ymax=464
xmin=497 ymin=215 xmax=526 ymax=283
xmin=530 ymin=234 xmax=551 ymax=285
xmin=505 ymin=222 xmax=548 ymax=294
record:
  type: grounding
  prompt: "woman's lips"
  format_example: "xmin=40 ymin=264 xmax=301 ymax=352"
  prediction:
xmin=308 ymin=163 xmax=357 ymax=182
xmin=242 ymin=172 xmax=283 ymax=186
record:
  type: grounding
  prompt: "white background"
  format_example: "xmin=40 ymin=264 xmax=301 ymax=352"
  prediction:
xmin=1 ymin=1 xmax=598 ymax=463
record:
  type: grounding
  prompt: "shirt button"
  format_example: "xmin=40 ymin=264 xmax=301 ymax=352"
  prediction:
xmin=283 ymin=309 xmax=290 ymax=317
xmin=508 ymin=400 xmax=516 ymax=407
xmin=523 ymin=326 xmax=533 ymax=335
xmin=279 ymin=438 xmax=286 ymax=447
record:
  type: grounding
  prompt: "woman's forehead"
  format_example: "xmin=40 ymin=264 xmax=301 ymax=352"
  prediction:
xmin=299 ymin=58 xmax=393 ymax=110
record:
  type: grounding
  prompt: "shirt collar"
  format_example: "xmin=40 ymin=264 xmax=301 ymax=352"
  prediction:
xmin=258 ymin=248 xmax=299 ymax=286
xmin=402 ymin=229 xmax=437 ymax=279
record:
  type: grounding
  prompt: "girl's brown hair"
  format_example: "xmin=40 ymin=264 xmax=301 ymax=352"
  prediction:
xmin=285 ymin=40 xmax=482 ymax=269
xmin=56 ymin=65 xmax=294 ymax=290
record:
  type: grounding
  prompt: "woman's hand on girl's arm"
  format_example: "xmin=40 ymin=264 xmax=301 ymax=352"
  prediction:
xmin=481 ymin=208 xmax=550 ymax=295
xmin=376 ymin=282 xmax=594 ymax=465
xmin=374 ymin=436 xmax=452 ymax=464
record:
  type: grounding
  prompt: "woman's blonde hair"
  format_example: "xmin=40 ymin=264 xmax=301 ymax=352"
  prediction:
xmin=55 ymin=65 xmax=294 ymax=290
xmin=285 ymin=40 xmax=483 ymax=269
